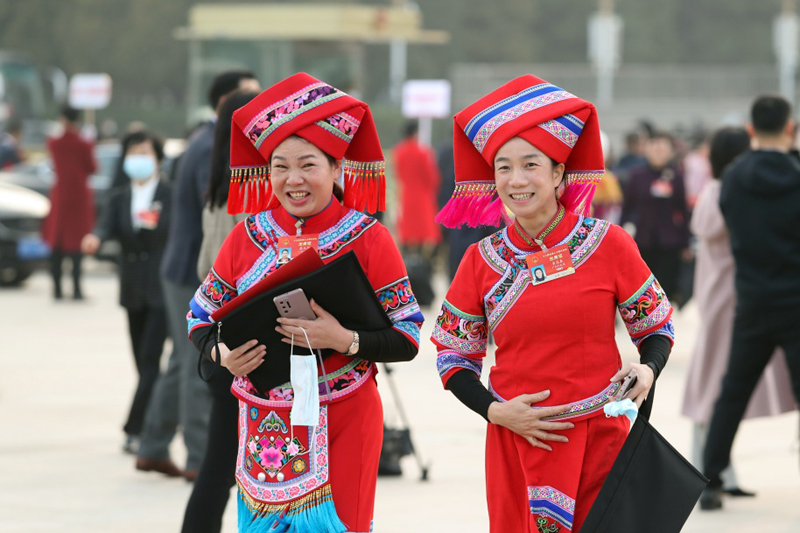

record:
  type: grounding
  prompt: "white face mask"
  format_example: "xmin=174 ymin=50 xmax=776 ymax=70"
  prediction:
xmin=289 ymin=329 xmax=320 ymax=427
xmin=123 ymin=154 xmax=157 ymax=181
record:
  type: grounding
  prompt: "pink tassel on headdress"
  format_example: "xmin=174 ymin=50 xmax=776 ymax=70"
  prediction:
xmin=559 ymin=171 xmax=603 ymax=217
xmin=435 ymin=181 xmax=500 ymax=228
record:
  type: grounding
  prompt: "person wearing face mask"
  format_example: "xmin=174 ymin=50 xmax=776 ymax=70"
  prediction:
xmin=81 ymin=129 xmax=172 ymax=461
xmin=432 ymin=75 xmax=675 ymax=533
xmin=186 ymin=73 xmax=424 ymax=533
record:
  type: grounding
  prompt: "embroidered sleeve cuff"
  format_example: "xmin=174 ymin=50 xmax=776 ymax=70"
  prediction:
xmin=431 ymin=299 xmax=488 ymax=355
xmin=618 ymin=275 xmax=674 ymax=340
xmin=437 ymin=351 xmax=484 ymax=387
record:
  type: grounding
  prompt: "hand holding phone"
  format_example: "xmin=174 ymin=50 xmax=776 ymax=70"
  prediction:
xmin=273 ymin=288 xmax=317 ymax=320
xmin=616 ymin=370 xmax=638 ymax=400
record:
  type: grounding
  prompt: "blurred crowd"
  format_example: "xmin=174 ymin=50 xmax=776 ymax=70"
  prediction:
xmin=7 ymin=70 xmax=799 ymax=529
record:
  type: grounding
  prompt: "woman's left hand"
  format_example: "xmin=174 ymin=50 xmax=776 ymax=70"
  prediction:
xmin=610 ymin=362 xmax=654 ymax=408
xmin=275 ymin=299 xmax=353 ymax=353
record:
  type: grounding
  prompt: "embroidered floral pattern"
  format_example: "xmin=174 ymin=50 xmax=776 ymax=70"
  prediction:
xmin=529 ymin=486 xmax=575 ymax=531
xmin=314 ymin=112 xmax=360 ymax=143
xmin=618 ymin=275 xmax=674 ymax=338
xmin=232 ymin=358 xmax=375 ymax=409
xmin=237 ymin=405 xmax=330 ymax=503
xmin=247 ymin=83 xmax=344 ymax=148
xmin=377 ymin=277 xmax=421 ymax=322
xmin=535 ymin=515 xmax=562 ymax=533
xmin=432 ymin=300 xmax=488 ymax=355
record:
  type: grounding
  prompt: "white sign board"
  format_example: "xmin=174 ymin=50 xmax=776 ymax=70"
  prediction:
xmin=69 ymin=73 xmax=113 ymax=110
xmin=402 ymin=79 xmax=451 ymax=119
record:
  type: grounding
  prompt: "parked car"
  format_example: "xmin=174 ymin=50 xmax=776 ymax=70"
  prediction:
xmin=0 ymin=181 xmax=50 ymax=285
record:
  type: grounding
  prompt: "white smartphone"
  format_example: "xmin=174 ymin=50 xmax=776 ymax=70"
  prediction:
xmin=273 ymin=288 xmax=317 ymax=320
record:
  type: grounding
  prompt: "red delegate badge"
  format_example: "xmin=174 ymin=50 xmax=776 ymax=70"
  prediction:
xmin=276 ymin=234 xmax=319 ymax=265
xmin=525 ymin=244 xmax=575 ymax=285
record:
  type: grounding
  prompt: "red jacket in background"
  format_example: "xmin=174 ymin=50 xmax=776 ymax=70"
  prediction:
xmin=42 ymin=128 xmax=97 ymax=252
xmin=392 ymin=137 xmax=442 ymax=245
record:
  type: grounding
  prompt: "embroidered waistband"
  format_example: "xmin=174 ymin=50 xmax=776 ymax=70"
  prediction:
xmin=488 ymin=379 xmax=621 ymax=422
xmin=232 ymin=358 xmax=375 ymax=408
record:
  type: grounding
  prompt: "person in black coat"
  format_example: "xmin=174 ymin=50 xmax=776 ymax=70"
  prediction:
xmin=621 ymin=131 xmax=691 ymax=304
xmin=82 ymin=129 xmax=172 ymax=458
xmin=700 ymin=95 xmax=800 ymax=510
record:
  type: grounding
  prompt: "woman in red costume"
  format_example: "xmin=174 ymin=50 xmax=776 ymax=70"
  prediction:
xmin=432 ymin=74 xmax=675 ymax=533
xmin=186 ymin=73 xmax=424 ymax=533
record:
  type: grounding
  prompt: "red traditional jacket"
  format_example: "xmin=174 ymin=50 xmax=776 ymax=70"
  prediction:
xmin=42 ymin=129 xmax=96 ymax=252
xmin=432 ymin=205 xmax=675 ymax=421
xmin=188 ymin=200 xmax=424 ymax=406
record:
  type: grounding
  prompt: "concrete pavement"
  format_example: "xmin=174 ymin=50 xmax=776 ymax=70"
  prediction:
xmin=1 ymin=263 xmax=799 ymax=532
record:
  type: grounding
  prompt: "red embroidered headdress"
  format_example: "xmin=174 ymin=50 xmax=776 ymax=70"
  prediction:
xmin=228 ymin=72 xmax=386 ymax=215
xmin=437 ymin=74 xmax=604 ymax=228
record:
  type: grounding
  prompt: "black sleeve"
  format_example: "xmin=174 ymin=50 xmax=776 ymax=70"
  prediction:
xmin=93 ymin=190 xmax=120 ymax=242
xmin=445 ymin=369 xmax=496 ymax=422
xmin=355 ymin=327 xmax=418 ymax=363
xmin=190 ymin=324 xmax=217 ymax=362
xmin=639 ymin=334 xmax=671 ymax=380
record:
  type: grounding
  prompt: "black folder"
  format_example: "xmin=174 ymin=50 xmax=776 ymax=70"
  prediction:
xmin=215 ymin=251 xmax=392 ymax=395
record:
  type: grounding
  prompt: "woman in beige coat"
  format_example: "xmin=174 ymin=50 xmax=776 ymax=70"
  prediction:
xmin=681 ymin=126 xmax=797 ymax=497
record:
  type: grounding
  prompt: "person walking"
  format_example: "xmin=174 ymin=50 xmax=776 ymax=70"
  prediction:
xmin=681 ymin=126 xmax=797 ymax=501
xmin=43 ymin=106 xmax=96 ymax=300
xmin=134 ymin=71 xmax=260 ymax=480
xmin=432 ymin=74 xmax=675 ymax=533
xmin=81 ymin=129 xmax=171 ymax=455
xmin=700 ymin=95 xmax=800 ymax=510
xmin=621 ymin=131 xmax=691 ymax=305
xmin=187 ymin=73 xmax=424 ymax=533
xmin=181 ymin=89 xmax=257 ymax=533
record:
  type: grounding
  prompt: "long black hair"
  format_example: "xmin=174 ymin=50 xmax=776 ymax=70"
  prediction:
xmin=709 ymin=127 xmax=750 ymax=179
xmin=207 ymin=90 xmax=259 ymax=211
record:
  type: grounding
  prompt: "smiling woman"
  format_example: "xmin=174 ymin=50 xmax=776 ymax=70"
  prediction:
xmin=432 ymin=74 xmax=677 ymax=533
xmin=186 ymin=73 xmax=424 ymax=533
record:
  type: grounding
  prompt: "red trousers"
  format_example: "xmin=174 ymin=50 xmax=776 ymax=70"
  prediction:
xmin=328 ymin=378 xmax=384 ymax=533
xmin=486 ymin=414 xmax=628 ymax=533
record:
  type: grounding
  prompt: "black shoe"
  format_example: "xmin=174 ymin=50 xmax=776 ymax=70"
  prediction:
xmin=723 ymin=487 xmax=756 ymax=498
xmin=700 ymin=485 xmax=723 ymax=510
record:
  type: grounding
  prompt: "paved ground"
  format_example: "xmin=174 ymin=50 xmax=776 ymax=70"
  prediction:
xmin=2 ymin=263 xmax=799 ymax=532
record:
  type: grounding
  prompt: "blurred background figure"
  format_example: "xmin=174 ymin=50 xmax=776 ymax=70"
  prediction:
xmin=591 ymin=129 xmax=624 ymax=224
xmin=392 ymin=120 xmax=441 ymax=306
xmin=137 ymin=70 xmax=260 ymax=483
xmin=182 ymin=88 xmax=257 ymax=533
xmin=612 ymin=130 xmax=647 ymax=188
xmin=42 ymin=105 xmax=97 ymax=300
xmin=701 ymin=95 xmax=800 ymax=510
xmin=683 ymin=130 xmax=714 ymax=212
xmin=0 ymin=119 xmax=25 ymax=168
xmin=80 ymin=129 xmax=171 ymax=459
xmin=681 ymin=126 xmax=796 ymax=501
xmin=621 ymin=131 xmax=691 ymax=306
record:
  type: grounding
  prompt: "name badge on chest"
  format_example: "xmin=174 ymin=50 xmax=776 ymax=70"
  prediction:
xmin=276 ymin=234 xmax=319 ymax=265
xmin=525 ymin=244 xmax=575 ymax=286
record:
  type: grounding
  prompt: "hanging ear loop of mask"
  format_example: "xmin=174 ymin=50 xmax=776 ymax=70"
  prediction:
xmin=289 ymin=327 xmax=333 ymax=447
